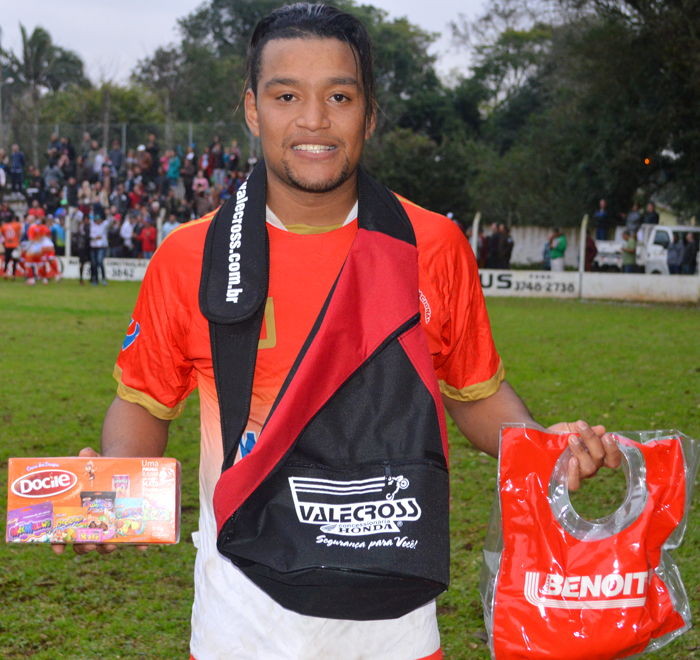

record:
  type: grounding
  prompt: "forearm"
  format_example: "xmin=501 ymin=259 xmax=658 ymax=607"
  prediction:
xmin=101 ymin=395 xmax=170 ymax=457
xmin=442 ymin=380 xmax=541 ymax=458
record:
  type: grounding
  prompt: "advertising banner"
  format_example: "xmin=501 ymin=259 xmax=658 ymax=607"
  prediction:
xmin=479 ymin=270 xmax=579 ymax=298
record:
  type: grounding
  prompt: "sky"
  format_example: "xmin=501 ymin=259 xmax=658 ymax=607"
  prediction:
xmin=0 ymin=0 xmax=486 ymax=84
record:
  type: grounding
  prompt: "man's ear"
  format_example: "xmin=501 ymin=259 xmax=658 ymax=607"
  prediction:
xmin=245 ymin=88 xmax=261 ymax=138
xmin=365 ymin=106 xmax=377 ymax=140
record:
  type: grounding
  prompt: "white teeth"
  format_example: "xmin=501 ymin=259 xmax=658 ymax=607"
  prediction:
xmin=293 ymin=144 xmax=335 ymax=152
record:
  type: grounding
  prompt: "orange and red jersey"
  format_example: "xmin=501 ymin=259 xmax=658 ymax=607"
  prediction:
xmin=115 ymin=199 xmax=502 ymax=426
xmin=1 ymin=221 xmax=22 ymax=249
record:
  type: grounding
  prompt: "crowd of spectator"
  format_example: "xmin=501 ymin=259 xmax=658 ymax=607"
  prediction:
xmin=0 ymin=133 xmax=252 ymax=248
xmin=0 ymin=133 xmax=255 ymax=283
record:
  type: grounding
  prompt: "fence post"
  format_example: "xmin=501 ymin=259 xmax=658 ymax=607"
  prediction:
xmin=579 ymin=214 xmax=588 ymax=299
xmin=470 ymin=211 xmax=481 ymax=259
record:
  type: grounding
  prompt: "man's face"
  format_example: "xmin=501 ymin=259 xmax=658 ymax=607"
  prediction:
xmin=245 ymin=37 xmax=375 ymax=195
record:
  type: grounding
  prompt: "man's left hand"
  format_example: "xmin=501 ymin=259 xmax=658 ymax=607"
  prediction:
xmin=547 ymin=420 xmax=621 ymax=491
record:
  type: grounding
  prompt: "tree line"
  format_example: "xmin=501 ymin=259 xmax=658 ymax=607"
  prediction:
xmin=1 ymin=0 xmax=698 ymax=226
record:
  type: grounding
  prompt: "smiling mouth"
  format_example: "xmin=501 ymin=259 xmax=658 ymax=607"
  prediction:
xmin=292 ymin=144 xmax=337 ymax=153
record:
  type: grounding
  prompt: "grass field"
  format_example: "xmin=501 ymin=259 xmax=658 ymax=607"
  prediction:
xmin=1 ymin=280 xmax=699 ymax=659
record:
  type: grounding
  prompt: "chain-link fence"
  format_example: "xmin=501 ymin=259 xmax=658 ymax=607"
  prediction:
xmin=0 ymin=122 xmax=261 ymax=168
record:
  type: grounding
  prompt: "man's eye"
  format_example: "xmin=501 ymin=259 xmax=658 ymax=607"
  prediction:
xmin=332 ymin=94 xmax=348 ymax=103
xmin=279 ymin=94 xmax=294 ymax=102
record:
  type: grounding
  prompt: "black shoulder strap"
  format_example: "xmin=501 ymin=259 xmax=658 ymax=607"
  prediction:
xmin=199 ymin=161 xmax=268 ymax=470
xmin=199 ymin=162 xmax=415 ymax=472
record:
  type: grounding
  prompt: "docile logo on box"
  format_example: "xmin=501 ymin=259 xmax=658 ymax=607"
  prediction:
xmin=11 ymin=470 xmax=78 ymax=498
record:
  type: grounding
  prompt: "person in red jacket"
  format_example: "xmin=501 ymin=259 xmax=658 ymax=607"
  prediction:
xmin=138 ymin=218 xmax=157 ymax=259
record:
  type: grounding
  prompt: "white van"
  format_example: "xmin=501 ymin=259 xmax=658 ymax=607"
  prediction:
xmin=593 ymin=224 xmax=699 ymax=274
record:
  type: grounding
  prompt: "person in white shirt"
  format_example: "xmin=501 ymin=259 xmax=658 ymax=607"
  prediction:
xmin=119 ymin=213 xmax=135 ymax=258
xmin=89 ymin=215 xmax=110 ymax=286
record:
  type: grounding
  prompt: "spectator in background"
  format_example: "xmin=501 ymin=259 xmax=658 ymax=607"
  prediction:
xmin=167 ymin=150 xmax=181 ymax=190
xmin=485 ymin=223 xmax=499 ymax=269
xmin=109 ymin=140 xmax=125 ymax=174
xmin=120 ymin=212 xmax=136 ymax=257
xmin=585 ymin=229 xmax=597 ymax=271
xmin=89 ymin=214 xmax=109 ymax=285
xmin=193 ymin=169 xmax=209 ymax=195
xmin=549 ymin=227 xmax=567 ymax=271
xmin=9 ymin=144 xmax=25 ymax=192
xmin=64 ymin=177 xmax=79 ymax=210
xmin=81 ymin=132 xmax=92 ymax=158
xmin=87 ymin=140 xmax=100 ymax=170
xmin=51 ymin=216 xmax=66 ymax=256
xmin=230 ymin=139 xmax=241 ymax=172
xmin=107 ymin=207 xmax=124 ymax=257
xmin=643 ymin=202 xmax=659 ymax=225
xmin=75 ymin=156 xmax=92 ymax=185
xmin=43 ymin=159 xmax=63 ymax=188
xmin=28 ymin=199 xmax=46 ymax=220
xmin=94 ymin=147 xmax=106 ymax=175
xmin=47 ymin=133 xmax=61 ymax=155
xmin=682 ymin=233 xmax=698 ymax=275
xmin=162 ymin=213 xmax=180 ymax=241
xmin=125 ymin=148 xmax=137 ymax=171
xmin=146 ymin=134 xmax=160 ymax=181
xmin=181 ymin=146 xmax=196 ymax=202
xmin=497 ymin=224 xmax=514 ymax=269
xmin=131 ymin=212 xmax=145 ymax=258
xmin=60 ymin=137 xmax=76 ymax=163
xmin=76 ymin=213 xmax=91 ymax=284
xmin=593 ymin=199 xmax=609 ymax=240
xmin=621 ymin=229 xmax=636 ymax=273
xmin=138 ymin=218 xmax=157 ymax=259
xmin=625 ymin=203 xmax=642 ymax=235
xmin=137 ymin=146 xmax=153 ymax=185
xmin=667 ymin=233 xmax=683 ymax=274
xmin=210 ymin=136 xmax=225 ymax=187
xmin=199 ymin=147 xmax=212 ymax=179
xmin=195 ymin=188 xmax=213 ymax=218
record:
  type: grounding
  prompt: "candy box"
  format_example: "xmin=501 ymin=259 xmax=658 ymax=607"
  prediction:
xmin=6 ymin=457 xmax=180 ymax=544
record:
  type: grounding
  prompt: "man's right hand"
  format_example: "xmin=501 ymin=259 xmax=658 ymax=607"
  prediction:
xmin=51 ymin=446 xmax=147 ymax=556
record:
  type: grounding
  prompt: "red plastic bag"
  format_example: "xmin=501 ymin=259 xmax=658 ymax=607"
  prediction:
xmin=481 ymin=426 xmax=699 ymax=659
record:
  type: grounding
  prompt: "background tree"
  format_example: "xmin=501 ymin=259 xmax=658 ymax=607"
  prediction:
xmin=4 ymin=24 xmax=88 ymax=164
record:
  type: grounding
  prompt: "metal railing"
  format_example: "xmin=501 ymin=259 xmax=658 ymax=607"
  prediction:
xmin=0 ymin=122 xmax=261 ymax=168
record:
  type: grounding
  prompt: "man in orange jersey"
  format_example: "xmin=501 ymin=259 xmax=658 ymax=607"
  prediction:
xmin=1 ymin=215 xmax=23 ymax=278
xmin=55 ymin=5 xmax=620 ymax=660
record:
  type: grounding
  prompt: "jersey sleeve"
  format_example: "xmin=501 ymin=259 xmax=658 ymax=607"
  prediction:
xmin=114 ymin=242 xmax=198 ymax=419
xmin=414 ymin=211 xmax=504 ymax=402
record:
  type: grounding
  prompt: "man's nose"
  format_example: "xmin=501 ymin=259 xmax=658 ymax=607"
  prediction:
xmin=295 ymin=96 xmax=331 ymax=131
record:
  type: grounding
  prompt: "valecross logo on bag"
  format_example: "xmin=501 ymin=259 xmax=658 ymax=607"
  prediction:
xmin=524 ymin=570 xmax=653 ymax=610
xmin=11 ymin=470 xmax=78 ymax=498
xmin=289 ymin=475 xmax=421 ymax=537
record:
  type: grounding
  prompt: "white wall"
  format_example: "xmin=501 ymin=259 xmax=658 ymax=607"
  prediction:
xmin=581 ymin=273 xmax=700 ymax=303
xmin=507 ymin=226 xmax=581 ymax=268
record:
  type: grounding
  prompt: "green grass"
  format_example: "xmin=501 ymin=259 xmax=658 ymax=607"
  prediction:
xmin=1 ymin=283 xmax=699 ymax=659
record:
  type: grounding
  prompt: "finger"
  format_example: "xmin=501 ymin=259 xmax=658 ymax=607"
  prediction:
xmin=575 ymin=421 xmax=606 ymax=466
xmin=602 ymin=433 xmax=622 ymax=469
xmin=568 ymin=456 xmax=581 ymax=491
xmin=136 ymin=545 xmax=149 ymax=552
xmin=590 ymin=424 xmax=606 ymax=437
xmin=73 ymin=543 xmax=97 ymax=555
xmin=51 ymin=544 xmax=65 ymax=556
xmin=567 ymin=432 xmax=599 ymax=478
xmin=96 ymin=544 xmax=117 ymax=555
xmin=78 ymin=447 xmax=101 ymax=457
